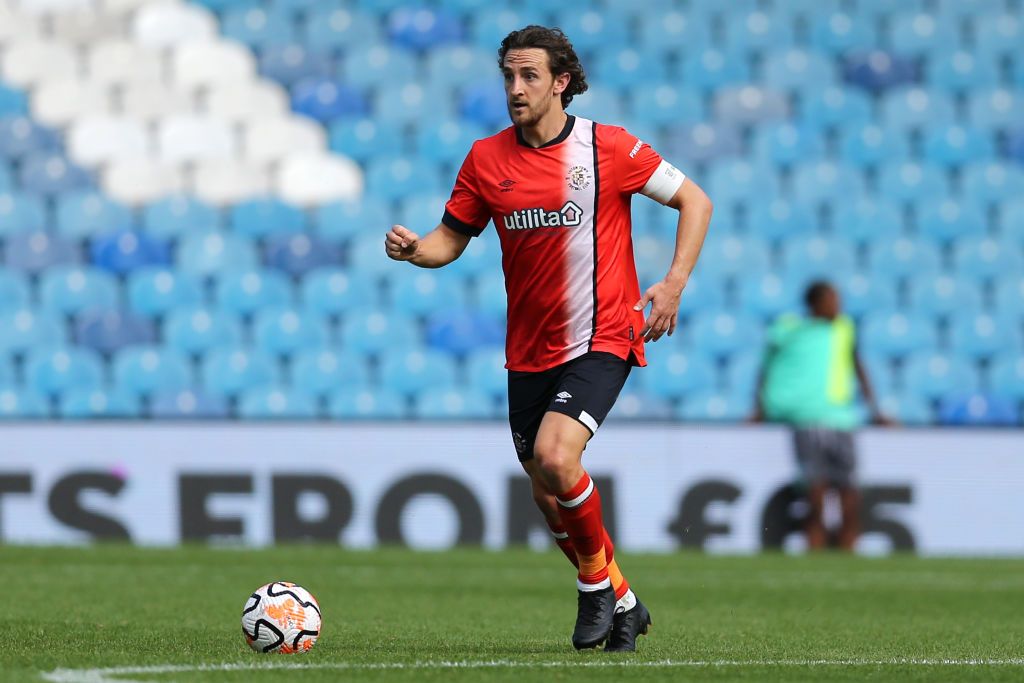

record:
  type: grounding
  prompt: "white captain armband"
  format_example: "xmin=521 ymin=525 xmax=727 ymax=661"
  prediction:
xmin=640 ymin=159 xmax=686 ymax=204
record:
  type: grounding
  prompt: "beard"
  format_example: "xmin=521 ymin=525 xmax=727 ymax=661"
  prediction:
xmin=507 ymin=99 xmax=547 ymax=127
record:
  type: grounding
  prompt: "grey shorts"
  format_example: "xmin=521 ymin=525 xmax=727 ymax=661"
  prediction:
xmin=793 ymin=428 xmax=857 ymax=488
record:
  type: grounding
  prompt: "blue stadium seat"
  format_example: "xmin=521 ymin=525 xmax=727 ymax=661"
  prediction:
xmin=876 ymin=162 xmax=950 ymax=204
xmin=425 ymin=46 xmax=493 ymax=90
xmin=176 ymin=231 xmax=258 ymax=278
xmin=725 ymin=350 xmax=761 ymax=398
xmin=907 ymin=274 xmax=984 ymax=318
xmin=444 ymin=232 xmax=501 ymax=278
xmin=676 ymin=389 xmax=749 ymax=422
xmin=327 ymin=386 xmax=407 ymax=418
xmin=302 ymin=7 xmax=381 ymax=53
xmin=73 ymin=309 xmax=156 ymax=355
xmin=0 ymin=84 xmax=26 ymax=116
xmin=839 ymin=272 xmax=899 ymax=317
xmin=860 ymin=311 xmax=938 ymax=359
xmin=917 ymin=199 xmax=986 ymax=243
xmin=832 ymin=198 xmax=903 ymax=245
xmin=636 ymin=10 xmax=710 ymax=53
xmin=974 ymin=13 xmax=1022 ymax=60
xmin=0 ymin=268 xmax=30 ymax=311
xmin=962 ymin=162 xmax=1024 ymax=205
xmin=348 ymin=234 xmax=402 ymax=278
xmin=415 ymin=120 xmax=486 ymax=165
xmin=689 ymin=312 xmax=764 ymax=358
xmin=365 ymin=156 xmax=445 ymax=203
xmin=1003 ymin=201 xmax=1024 ymax=244
xmin=792 ymin=161 xmax=865 ymax=206
xmin=993 ymin=276 xmax=1024 ymax=319
xmin=91 ymin=230 xmax=172 ymax=275
xmin=606 ymin=389 xmax=674 ymax=421
xmin=253 ymin=308 xmax=329 ymax=357
xmin=800 ymin=86 xmax=872 ymax=130
xmin=0 ymin=308 xmax=64 ymax=356
xmin=289 ymin=348 xmax=371 ymax=397
xmin=19 ymin=153 xmax=92 ymax=195
xmin=867 ymin=236 xmax=941 ymax=279
xmin=468 ymin=7 xmax=542 ymax=50
xmin=229 ymin=197 xmax=307 ymax=239
xmin=473 ymin=272 xmax=506 ymax=318
xmin=935 ymin=0 xmax=1005 ymax=19
xmin=0 ymin=164 xmax=9 ymax=192
xmin=552 ymin=8 xmax=629 ymax=52
xmin=55 ymin=191 xmax=133 ymax=239
xmin=113 ymin=346 xmax=192 ymax=398
xmin=201 ymin=347 xmax=280 ymax=398
xmin=341 ymin=45 xmax=416 ymax=89
xmin=238 ymin=386 xmax=318 ymax=419
xmin=840 ymin=50 xmax=917 ymax=93
xmin=387 ymin=7 xmax=462 ymax=50
xmin=713 ymin=86 xmax=789 ymax=127
xmin=215 ymin=269 xmax=292 ymax=317
xmin=682 ymin=48 xmax=751 ymax=91
xmin=763 ymin=49 xmax=834 ymax=92
xmin=691 ymin=235 xmax=770 ymax=279
xmin=569 ymin=86 xmax=627 ymax=125
xmin=954 ymin=237 xmax=1024 ymax=281
xmin=258 ymin=45 xmax=333 ymax=87
xmin=639 ymin=349 xmax=716 ymax=400
xmin=222 ymin=6 xmax=296 ymax=49
xmin=633 ymin=235 xmax=675 ymax=283
xmin=164 ymin=307 xmax=244 ymax=356
xmin=781 ymin=236 xmax=858 ymax=282
xmin=737 ymin=272 xmax=802 ymax=319
xmin=290 ymin=80 xmax=367 ymax=131
xmin=988 ymin=352 xmax=1024 ymax=401
xmin=0 ymin=116 xmax=59 ymax=159
xmin=938 ymin=393 xmax=1018 ymax=426
xmin=388 ymin=267 xmax=468 ymax=317
xmin=950 ymin=312 xmax=1020 ymax=360
xmin=903 ymin=351 xmax=980 ymax=402
xmin=127 ymin=267 xmax=204 ymax=319
xmin=465 ymin=347 xmax=506 ymax=400
xmin=24 ymin=346 xmax=104 ymax=397
xmin=707 ymin=160 xmax=780 ymax=211
xmin=414 ymin=386 xmax=497 ymax=419
xmin=626 ymin=85 xmax=702 ymax=128
xmin=328 ymin=118 xmax=407 ymax=163
xmin=141 ymin=195 xmax=222 ymax=240
xmin=662 ymin=123 xmax=743 ymax=163
xmin=592 ymin=47 xmax=669 ymax=89
xmin=312 ymin=197 xmax=390 ymax=244
xmin=374 ymin=83 xmax=455 ymax=126
xmin=264 ymin=233 xmax=341 ymax=277
xmin=339 ymin=308 xmax=420 ymax=356
xmin=745 ymin=197 xmax=815 ymax=242
xmin=811 ymin=12 xmax=875 ymax=55
xmin=58 ymin=387 xmax=141 ymax=419
xmin=301 ymin=267 xmax=379 ymax=318
xmin=425 ymin=309 xmax=504 ymax=355
xmin=3 ymin=230 xmax=79 ymax=274
xmin=0 ymin=386 xmax=48 ymax=418
xmin=881 ymin=87 xmax=956 ymax=131
xmin=0 ymin=191 xmax=46 ymax=235
xmin=723 ymin=10 xmax=795 ymax=53
xmin=39 ymin=266 xmax=119 ymax=316
xmin=380 ymin=348 xmax=457 ymax=396
xmin=150 ymin=388 xmax=229 ymax=419
xmin=839 ymin=124 xmax=910 ymax=168
xmin=927 ymin=51 xmax=999 ymax=92
xmin=1008 ymin=127 xmax=1024 ymax=167
xmin=923 ymin=125 xmax=995 ymax=167
xmin=877 ymin=393 xmax=933 ymax=425
xmin=888 ymin=12 xmax=960 ymax=57
xmin=751 ymin=124 xmax=824 ymax=167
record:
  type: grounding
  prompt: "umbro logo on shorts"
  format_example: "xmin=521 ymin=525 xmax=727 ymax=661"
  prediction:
xmin=555 ymin=391 xmax=573 ymax=403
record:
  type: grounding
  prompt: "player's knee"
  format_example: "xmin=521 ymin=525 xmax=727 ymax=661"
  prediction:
xmin=532 ymin=439 xmax=576 ymax=485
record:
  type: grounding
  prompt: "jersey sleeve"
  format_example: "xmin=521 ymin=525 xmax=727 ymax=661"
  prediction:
xmin=614 ymin=128 xmax=686 ymax=203
xmin=442 ymin=143 xmax=491 ymax=238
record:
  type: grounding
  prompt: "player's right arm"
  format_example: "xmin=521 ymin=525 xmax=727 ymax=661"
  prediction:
xmin=385 ymin=222 xmax=470 ymax=268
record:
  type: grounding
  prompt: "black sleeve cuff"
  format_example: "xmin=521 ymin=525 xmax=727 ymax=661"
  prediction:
xmin=442 ymin=209 xmax=485 ymax=237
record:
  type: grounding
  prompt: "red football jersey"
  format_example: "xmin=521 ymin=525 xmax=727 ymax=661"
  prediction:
xmin=443 ymin=115 xmax=682 ymax=372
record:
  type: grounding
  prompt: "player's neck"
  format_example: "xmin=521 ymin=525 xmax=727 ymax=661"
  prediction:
xmin=518 ymin=109 xmax=569 ymax=148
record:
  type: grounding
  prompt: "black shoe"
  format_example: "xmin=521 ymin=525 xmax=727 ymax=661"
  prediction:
xmin=604 ymin=598 xmax=652 ymax=652
xmin=571 ymin=586 xmax=617 ymax=650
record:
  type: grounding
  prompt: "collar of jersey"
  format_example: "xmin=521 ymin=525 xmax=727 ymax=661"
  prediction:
xmin=515 ymin=115 xmax=576 ymax=149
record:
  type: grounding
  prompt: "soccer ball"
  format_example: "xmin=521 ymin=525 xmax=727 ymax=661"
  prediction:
xmin=241 ymin=581 xmax=321 ymax=654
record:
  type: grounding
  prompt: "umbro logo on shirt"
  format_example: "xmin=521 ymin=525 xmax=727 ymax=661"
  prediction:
xmin=498 ymin=179 xmax=516 ymax=193
xmin=502 ymin=201 xmax=583 ymax=231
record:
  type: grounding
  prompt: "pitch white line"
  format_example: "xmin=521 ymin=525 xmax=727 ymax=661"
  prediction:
xmin=40 ymin=658 xmax=1024 ymax=682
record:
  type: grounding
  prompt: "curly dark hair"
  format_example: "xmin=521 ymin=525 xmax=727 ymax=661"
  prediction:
xmin=804 ymin=280 xmax=835 ymax=309
xmin=497 ymin=25 xmax=588 ymax=109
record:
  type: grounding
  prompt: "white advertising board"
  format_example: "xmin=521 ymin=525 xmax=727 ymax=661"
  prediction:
xmin=1 ymin=424 xmax=1022 ymax=555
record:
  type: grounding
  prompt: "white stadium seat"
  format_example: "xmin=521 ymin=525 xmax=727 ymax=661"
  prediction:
xmin=103 ymin=158 xmax=185 ymax=205
xmin=32 ymin=80 xmax=113 ymax=127
xmin=13 ymin=0 xmax=91 ymax=13
xmin=88 ymin=40 xmax=163 ymax=85
xmin=51 ymin=9 xmax=128 ymax=45
xmin=133 ymin=3 xmax=216 ymax=48
xmin=0 ymin=39 xmax=79 ymax=87
xmin=205 ymin=81 xmax=289 ymax=122
xmin=277 ymin=153 xmax=363 ymax=206
xmin=68 ymin=116 xmax=150 ymax=167
xmin=121 ymin=82 xmax=196 ymax=120
xmin=0 ymin=4 xmax=42 ymax=45
xmin=192 ymin=159 xmax=270 ymax=205
xmin=158 ymin=115 xmax=236 ymax=163
xmin=243 ymin=116 xmax=325 ymax=164
xmin=172 ymin=40 xmax=256 ymax=88
xmin=100 ymin=0 xmax=169 ymax=16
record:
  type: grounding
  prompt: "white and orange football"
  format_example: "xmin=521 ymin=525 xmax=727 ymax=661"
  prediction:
xmin=241 ymin=581 xmax=321 ymax=654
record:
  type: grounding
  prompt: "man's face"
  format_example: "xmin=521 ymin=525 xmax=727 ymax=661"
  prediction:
xmin=502 ymin=48 xmax=565 ymax=126
xmin=815 ymin=288 xmax=841 ymax=320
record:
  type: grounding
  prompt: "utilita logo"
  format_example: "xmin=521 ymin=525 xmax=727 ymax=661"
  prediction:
xmin=502 ymin=201 xmax=583 ymax=231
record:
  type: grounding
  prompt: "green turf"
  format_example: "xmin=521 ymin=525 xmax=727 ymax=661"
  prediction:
xmin=3 ymin=546 xmax=1023 ymax=682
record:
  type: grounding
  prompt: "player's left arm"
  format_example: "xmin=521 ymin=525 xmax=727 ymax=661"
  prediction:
xmin=853 ymin=348 xmax=897 ymax=426
xmin=635 ymin=178 xmax=713 ymax=342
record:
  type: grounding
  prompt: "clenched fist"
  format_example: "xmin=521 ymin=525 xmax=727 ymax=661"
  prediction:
xmin=385 ymin=225 xmax=420 ymax=262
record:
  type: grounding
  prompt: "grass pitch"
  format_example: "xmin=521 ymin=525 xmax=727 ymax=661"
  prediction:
xmin=3 ymin=546 xmax=1023 ymax=682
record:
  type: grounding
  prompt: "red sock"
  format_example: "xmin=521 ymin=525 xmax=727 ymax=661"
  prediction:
xmin=556 ymin=472 xmax=610 ymax=589
xmin=547 ymin=520 xmax=579 ymax=568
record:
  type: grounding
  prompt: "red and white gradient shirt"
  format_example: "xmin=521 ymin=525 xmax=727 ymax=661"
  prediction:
xmin=442 ymin=115 xmax=685 ymax=372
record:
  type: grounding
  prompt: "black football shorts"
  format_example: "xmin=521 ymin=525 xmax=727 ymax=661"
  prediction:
xmin=508 ymin=351 xmax=631 ymax=462
xmin=793 ymin=427 xmax=857 ymax=488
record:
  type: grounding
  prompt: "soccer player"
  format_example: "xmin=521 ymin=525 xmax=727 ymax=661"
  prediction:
xmin=385 ymin=26 xmax=713 ymax=651
xmin=751 ymin=281 xmax=895 ymax=551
